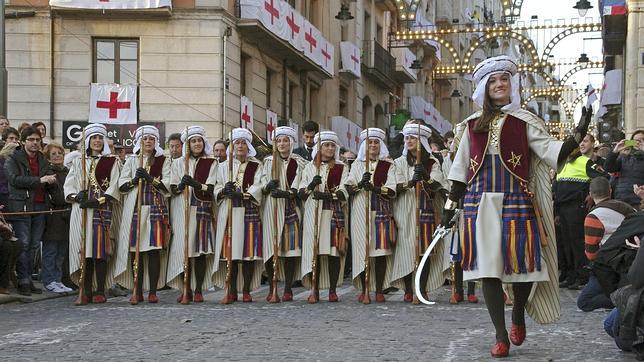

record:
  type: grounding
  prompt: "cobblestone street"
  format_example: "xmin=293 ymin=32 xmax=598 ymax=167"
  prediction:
xmin=0 ymin=282 xmax=633 ymax=361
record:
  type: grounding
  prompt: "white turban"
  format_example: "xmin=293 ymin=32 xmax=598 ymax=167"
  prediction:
xmin=229 ymin=128 xmax=257 ymax=158
xmin=357 ymin=127 xmax=389 ymax=161
xmin=181 ymin=126 xmax=213 ymax=157
xmin=471 ymin=55 xmax=521 ymax=113
xmin=83 ymin=123 xmax=111 ymax=156
xmin=272 ymin=126 xmax=297 ymax=154
xmin=133 ymin=125 xmax=164 ymax=157
xmin=311 ymin=131 xmax=341 ymax=162
xmin=401 ymin=123 xmax=432 ymax=156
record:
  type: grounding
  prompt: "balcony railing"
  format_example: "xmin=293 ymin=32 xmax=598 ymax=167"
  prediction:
xmin=362 ymin=40 xmax=395 ymax=88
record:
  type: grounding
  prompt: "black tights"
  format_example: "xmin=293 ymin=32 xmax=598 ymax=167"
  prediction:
xmin=481 ymin=278 xmax=533 ymax=343
xmin=403 ymin=262 xmax=431 ymax=294
xmin=312 ymin=256 xmax=341 ymax=292
xmin=229 ymin=260 xmax=255 ymax=294
xmin=359 ymin=256 xmax=387 ymax=293
xmin=454 ymin=262 xmax=476 ymax=295
xmin=131 ymin=250 xmax=161 ymax=296
xmin=83 ymin=258 xmax=107 ymax=296
xmin=265 ymin=258 xmax=297 ymax=293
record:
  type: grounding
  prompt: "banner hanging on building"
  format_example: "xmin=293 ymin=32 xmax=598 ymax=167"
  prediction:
xmin=240 ymin=96 xmax=254 ymax=130
xmin=600 ymin=69 xmax=622 ymax=106
xmin=49 ymin=0 xmax=171 ymax=9
xmin=331 ymin=116 xmax=362 ymax=154
xmin=409 ymin=96 xmax=450 ymax=135
xmin=339 ymin=41 xmax=361 ymax=78
xmin=266 ymin=109 xmax=278 ymax=144
xmin=89 ymin=83 xmax=137 ymax=125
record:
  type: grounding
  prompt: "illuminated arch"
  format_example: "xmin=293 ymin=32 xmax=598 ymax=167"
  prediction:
xmin=540 ymin=23 xmax=602 ymax=63
xmin=559 ymin=62 xmax=604 ymax=85
xmin=462 ymin=30 xmax=539 ymax=66
xmin=396 ymin=31 xmax=461 ymax=65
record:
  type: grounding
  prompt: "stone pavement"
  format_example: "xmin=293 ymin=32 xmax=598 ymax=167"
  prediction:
xmin=0 ymin=281 xmax=635 ymax=361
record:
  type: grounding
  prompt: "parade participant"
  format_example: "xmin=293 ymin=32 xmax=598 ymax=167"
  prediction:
xmin=441 ymin=55 xmax=591 ymax=357
xmin=391 ymin=121 xmax=448 ymax=303
xmin=64 ymin=123 xmax=121 ymax=304
xmin=298 ymin=131 xmax=349 ymax=303
xmin=166 ymin=126 xmax=217 ymax=303
xmin=167 ymin=133 xmax=183 ymax=160
xmin=345 ymin=128 xmax=397 ymax=303
xmin=114 ymin=126 xmax=171 ymax=304
xmin=261 ymin=126 xmax=307 ymax=302
xmin=214 ymin=128 xmax=264 ymax=303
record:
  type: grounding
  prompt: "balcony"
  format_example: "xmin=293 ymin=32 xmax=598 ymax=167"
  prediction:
xmin=49 ymin=0 xmax=172 ymax=18
xmin=435 ymin=1 xmax=453 ymax=25
xmin=391 ymin=47 xmax=417 ymax=84
xmin=235 ymin=0 xmax=332 ymax=79
xmin=362 ymin=40 xmax=395 ymax=89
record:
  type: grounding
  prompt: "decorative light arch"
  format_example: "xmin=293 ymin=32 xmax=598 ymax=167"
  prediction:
xmin=396 ymin=31 xmax=461 ymax=65
xmin=462 ymin=30 xmax=539 ymax=66
xmin=559 ymin=62 xmax=604 ymax=85
xmin=540 ymin=23 xmax=603 ymax=63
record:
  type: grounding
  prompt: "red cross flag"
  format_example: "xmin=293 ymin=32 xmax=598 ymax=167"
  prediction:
xmin=89 ymin=83 xmax=137 ymax=125
xmin=320 ymin=39 xmax=334 ymax=76
xmin=284 ymin=2 xmax=304 ymax=51
xmin=303 ymin=20 xmax=322 ymax=66
xmin=266 ymin=109 xmax=278 ymax=144
xmin=339 ymin=41 xmax=361 ymax=78
xmin=240 ymin=96 xmax=254 ymax=130
xmin=331 ymin=116 xmax=361 ymax=154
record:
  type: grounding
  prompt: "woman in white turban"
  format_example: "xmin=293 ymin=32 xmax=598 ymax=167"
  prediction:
xmin=167 ymin=126 xmax=218 ymax=303
xmin=213 ymin=128 xmax=264 ymax=303
xmin=260 ymin=126 xmax=307 ymax=302
xmin=297 ymin=131 xmax=349 ymax=303
xmin=64 ymin=123 xmax=121 ymax=304
xmin=114 ymin=125 xmax=171 ymax=304
xmin=441 ymin=55 xmax=591 ymax=357
xmin=391 ymin=120 xmax=448 ymax=303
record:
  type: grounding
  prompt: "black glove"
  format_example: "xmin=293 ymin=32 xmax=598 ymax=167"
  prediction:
xmin=182 ymin=175 xmax=201 ymax=189
xmin=176 ymin=182 xmax=186 ymax=192
xmin=358 ymin=172 xmax=371 ymax=188
xmin=312 ymin=191 xmax=333 ymax=201
xmin=347 ymin=184 xmax=360 ymax=196
xmin=411 ymin=164 xmax=429 ymax=183
xmin=75 ymin=190 xmax=88 ymax=203
xmin=307 ymin=175 xmax=323 ymax=190
xmin=575 ymin=106 xmax=592 ymax=142
xmin=80 ymin=199 xmax=100 ymax=209
xmin=223 ymin=181 xmax=243 ymax=199
xmin=270 ymin=189 xmax=291 ymax=199
xmin=439 ymin=209 xmax=456 ymax=228
xmin=135 ymin=168 xmax=153 ymax=183
xmin=265 ymin=179 xmax=280 ymax=193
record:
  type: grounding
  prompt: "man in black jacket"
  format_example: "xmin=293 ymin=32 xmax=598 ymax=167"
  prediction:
xmin=5 ymin=126 xmax=56 ymax=295
xmin=292 ymin=121 xmax=318 ymax=161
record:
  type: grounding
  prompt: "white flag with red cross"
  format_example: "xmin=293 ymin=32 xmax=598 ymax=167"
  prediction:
xmin=266 ymin=109 xmax=278 ymax=144
xmin=319 ymin=39 xmax=334 ymax=76
xmin=283 ymin=2 xmax=304 ymax=51
xmin=240 ymin=96 xmax=254 ymax=130
xmin=303 ymin=20 xmax=322 ymax=67
xmin=240 ymin=0 xmax=288 ymax=39
xmin=339 ymin=41 xmax=361 ymax=78
xmin=89 ymin=83 xmax=137 ymax=125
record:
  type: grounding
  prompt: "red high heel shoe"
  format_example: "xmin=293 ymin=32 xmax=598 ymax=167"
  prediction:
xmin=375 ymin=293 xmax=385 ymax=303
xmin=242 ymin=292 xmax=253 ymax=303
xmin=193 ymin=292 xmax=204 ymax=303
xmin=490 ymin=341 xmax=509 ymax=358
xmin=282 ymin=291 xmax=293 ymax=301
xmin=467 ymin=294 xmax=479 ymax=303
xmin=328 ymin=291 xmax=339 ymax=302
xmin=403 ymin=292 xmax=412 ymax=303
xmin=510 ymin=324 xmax=526 ymax=346
xmin=449 ymin=292 xmax=464 ymax=304
xmin=176 ymin=291 xmax=193 ymax=303
xmin=147 ymin=294 xmax=159 ymax=303
xmin=357 ymin=293 xmax=365 ymax=303
xmin=92 ymin=294 xmax=106 ymax=304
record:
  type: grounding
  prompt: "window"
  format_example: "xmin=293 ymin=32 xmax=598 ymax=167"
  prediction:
xmin=240 ymin=53 xmax=250 ymax=97
xmin=339 ymin=85 xmax=348 ymax=118
xmin=288 ymin=82 xmax=296 ymax=119
xmin=94 ymin=39 xmax=139 ymax=84
xmin=266 ymin=69 xmax=274 ymax=110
